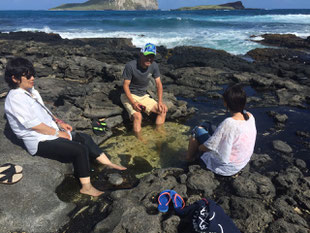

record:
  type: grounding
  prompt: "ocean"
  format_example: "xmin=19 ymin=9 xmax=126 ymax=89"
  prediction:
xmin=0 ymin=9 xmax=310 ymax=54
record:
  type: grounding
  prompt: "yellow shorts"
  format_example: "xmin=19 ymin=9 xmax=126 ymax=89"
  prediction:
xmin=120 ymin=93 xmax=158 ymax=117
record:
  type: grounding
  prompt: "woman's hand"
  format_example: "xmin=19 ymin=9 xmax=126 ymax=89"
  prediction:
xmin=58 ymin=122 xmax=73 ymax=132
xmin=58 ymin=131 xmax=72 ymax=140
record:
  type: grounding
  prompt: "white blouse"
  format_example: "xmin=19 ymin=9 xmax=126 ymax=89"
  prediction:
xmin=200 ymin=114 xmax=257 ymax=176
xmin=5 ymin=88 xmax=60 ymax=155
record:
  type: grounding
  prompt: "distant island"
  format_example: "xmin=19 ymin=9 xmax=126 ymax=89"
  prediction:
xmin=50 ymin=0 xmax=158 ymax=11
xmin=175 ymin=1 xmax=245 ymax=11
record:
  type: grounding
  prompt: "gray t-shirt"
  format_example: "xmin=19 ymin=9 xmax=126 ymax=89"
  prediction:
xmin=122 ymin=59 xmax=160 ymax=96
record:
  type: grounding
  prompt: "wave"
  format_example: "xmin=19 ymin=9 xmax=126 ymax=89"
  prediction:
xmin=14 ymin=27 xmax=269 ymax=55
xmin=211 ymin=14 xmax=310 ymax=24
xmin=2 ymin=9 xmax=309 ymax=55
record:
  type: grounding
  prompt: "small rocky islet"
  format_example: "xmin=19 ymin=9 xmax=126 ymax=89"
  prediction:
xmin=0 ymin=32 xmax=309 ymax=233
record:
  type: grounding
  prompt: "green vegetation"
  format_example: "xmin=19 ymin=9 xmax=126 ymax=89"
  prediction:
xmin=174 ymin=1 xmax=245 ymax=11
xmin=176 ymin=5 xmax=234 ymax=11
xmin=50 ymin=0 xmax=116 ymax=10
xmin=49 ymin=0 xmax=157 ymax=11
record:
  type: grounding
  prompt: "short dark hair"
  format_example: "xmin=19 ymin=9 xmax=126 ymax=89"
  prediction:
xmin=223 ymin=84 xmax=249 ymax=120
xmin=4 ymin=57 xmax=35 ymax=89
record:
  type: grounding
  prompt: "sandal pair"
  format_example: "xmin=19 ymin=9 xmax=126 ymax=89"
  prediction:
xmin=0 ymin=163 xmax=23 ymax=185
xmin=158 ymin=189 xmax=185 ymax=213
xmin=92 ymin=118 xmax=108 ymax=136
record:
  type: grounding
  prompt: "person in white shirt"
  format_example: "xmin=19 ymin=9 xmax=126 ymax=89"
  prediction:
xmin=186 ymin=84 xmax=257 ymax=176
xmin=4 ymin=57 xmax=126 ymax=197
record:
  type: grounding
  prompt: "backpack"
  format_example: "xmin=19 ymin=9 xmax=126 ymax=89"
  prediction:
xmin=175 ymin=198 xmax=241 ymax=233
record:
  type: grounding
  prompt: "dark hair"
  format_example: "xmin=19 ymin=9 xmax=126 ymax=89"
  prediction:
xmin=223 ymin=84 xmax=249 ymax=120
xmin=4 ymin=57 xmax=35 ymax=89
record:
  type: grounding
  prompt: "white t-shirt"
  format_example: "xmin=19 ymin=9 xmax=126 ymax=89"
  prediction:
xmin=200 ymin=114 xmax=257 ymax=176
xmin=5 ymin=87 xmax=60 ymax=155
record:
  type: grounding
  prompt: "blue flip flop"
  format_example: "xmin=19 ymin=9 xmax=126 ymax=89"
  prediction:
xmin=158 ymin=190 xmax=171 ymax=213
xmin=170 ymin=190 xmax=185 ymax=209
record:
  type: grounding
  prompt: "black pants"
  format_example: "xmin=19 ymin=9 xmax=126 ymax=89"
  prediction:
xmin=36 ymin=132 xmax=102 ymax=178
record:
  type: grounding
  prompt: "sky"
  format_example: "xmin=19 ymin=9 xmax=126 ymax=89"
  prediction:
xmin=0 ymin=0 xmax=310 ymax=10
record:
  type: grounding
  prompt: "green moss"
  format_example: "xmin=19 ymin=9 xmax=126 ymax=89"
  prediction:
xmin=100 ymin=122 xmax=190 ymax=178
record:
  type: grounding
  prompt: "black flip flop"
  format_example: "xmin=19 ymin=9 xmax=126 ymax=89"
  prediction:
xmin=92 ymin=118 xmax=108 ymax=136
xmin=0 ymin=163 xmax=23 ymax=175
xmin=0 ymin=165 xmax=23 ymax=185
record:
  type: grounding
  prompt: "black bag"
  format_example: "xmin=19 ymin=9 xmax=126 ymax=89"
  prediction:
xmin=175 ymin=198 xmax=241 ymax=233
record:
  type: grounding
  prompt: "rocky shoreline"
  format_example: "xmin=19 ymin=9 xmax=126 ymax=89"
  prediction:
xmin=0 ymin=32 xmax=309 ymax=233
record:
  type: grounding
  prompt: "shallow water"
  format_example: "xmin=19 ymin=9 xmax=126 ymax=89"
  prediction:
xmin=101 ymin=122 xmax=191 ymax=178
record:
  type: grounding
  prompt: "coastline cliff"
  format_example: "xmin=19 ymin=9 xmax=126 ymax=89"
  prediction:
xmin=50 ymin=0 xmax=158 ymax=11
xmin=175 ymin=1 xmax=245 ymax=11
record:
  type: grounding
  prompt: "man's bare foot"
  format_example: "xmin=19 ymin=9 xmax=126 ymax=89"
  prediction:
xmin=134 ymin=131 xmax=148 ymax=144
xmin=104 ymin=163 xmax=127 ymax=170
xmin=155 ymin=124 xmax=166 ymax=136
xmin=80 ymin=185 xmax=104 ymax=197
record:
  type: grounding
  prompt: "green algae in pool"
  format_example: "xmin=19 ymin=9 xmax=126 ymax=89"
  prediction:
xmin=101 ymin=122 xmax=191 ymax=178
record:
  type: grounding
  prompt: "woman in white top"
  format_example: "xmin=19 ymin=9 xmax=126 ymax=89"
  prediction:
xmin=4 ymin=57 xmax=126 ymax=196
xmin=186 ymin=84 xmax=257 ymax=176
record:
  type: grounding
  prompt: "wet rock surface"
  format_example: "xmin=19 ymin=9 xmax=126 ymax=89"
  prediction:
xmin=0 ymin=32 xmax=309 ymax=233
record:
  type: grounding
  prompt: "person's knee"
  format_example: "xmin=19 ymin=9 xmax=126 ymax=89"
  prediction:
xmin=157 ymin=103 xmax=168 ymax=115
xmin=132 ymin=112 xmax=142 ymax=122
xmin=163 ymin=104 xmax=168 ymax=112
xmin=74 ymin=144 xmax=89 ymax=161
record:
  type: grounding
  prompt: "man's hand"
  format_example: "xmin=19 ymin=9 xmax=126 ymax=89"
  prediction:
xmin=157 ymin=102 xmax=167 ymax=114
xmin=58 ymin=122 xmax=73 ymax=132
xmin=58 ymin=131 xmax=72 ymax=140
xmin=132 ymin=102 xmax=143 ymax=112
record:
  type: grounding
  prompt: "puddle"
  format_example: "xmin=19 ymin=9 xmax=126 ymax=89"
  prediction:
xmin=101 ymin=122 xmax=191 ymax=178
xmin=218 ymin=84 xmax=257 ymax=97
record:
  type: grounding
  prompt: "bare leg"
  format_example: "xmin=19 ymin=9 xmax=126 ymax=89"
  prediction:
xmin=155 ymin=123 xmax=166 ymax=136
xmin=156 ymin=111 xmax=166 ymax=125
xmin=96 ymin=153 xmax=127 ymax=170
xmin=132 ymin=112 xmax=142 ymax=133
xmin=132 ymin=112 xmax=147 ymax=142
xmin=79 ymin=177 xmax=103 ymax=197
xmin=151 ymin=104 xmax=167 ymax=126
xmin=186 ymin=136 xmax=199 ymax=161
xmin=132 ymin=112 xmax=142 ymax=140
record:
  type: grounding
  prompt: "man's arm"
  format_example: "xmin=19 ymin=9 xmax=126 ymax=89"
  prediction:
xmin=31 ymin=123 xmax=71 ymax=140
xmin=155 ymin=77 xmax=167 ymax=113
xmin=123 ymin=79 xmax=142 ymax=112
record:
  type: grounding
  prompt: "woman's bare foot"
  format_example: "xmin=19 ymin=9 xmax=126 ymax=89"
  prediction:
xmin=104 ymin=162 xmax=127 ymax=170
xmin=80 ymin=184 xmax=104 ymax=197
xmin=96 ymin=153 xmax=127 ymax=170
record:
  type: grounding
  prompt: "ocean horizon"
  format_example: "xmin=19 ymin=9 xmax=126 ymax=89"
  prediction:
xmin=1 ymin=9 xmax=310 ymax=54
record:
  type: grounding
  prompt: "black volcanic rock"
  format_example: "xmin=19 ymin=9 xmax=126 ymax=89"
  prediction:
xmin=1 ymin=31 xmax=310 ymax=233
xmin=167 ymin=46 xmax=255 ymax=72
xmin=0 ymin=31 xmax=63 ymax=43
xmin=254 ymin=33 xmax=310 ymax=50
